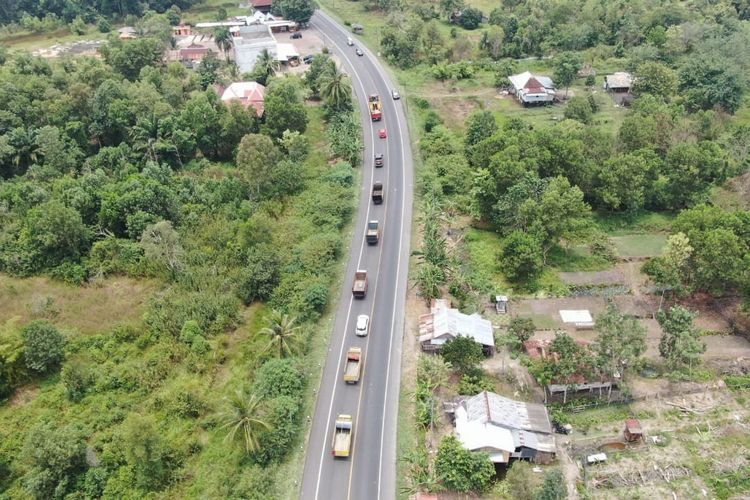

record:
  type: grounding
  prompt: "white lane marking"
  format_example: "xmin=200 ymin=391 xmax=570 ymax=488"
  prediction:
xmin=311 ymin=17 xmax=380 ymax=500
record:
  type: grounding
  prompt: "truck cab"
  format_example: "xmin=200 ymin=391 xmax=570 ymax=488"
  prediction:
xmin=366 ymin=220 xmax=380 ymax=244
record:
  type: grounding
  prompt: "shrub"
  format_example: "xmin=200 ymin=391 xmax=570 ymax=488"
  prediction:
xmin=253 ymin=395 xmax=301 ymax=465
xmin=441 ymin=336 xmax=484 ymax=373
xmin=22 ymin=320 xmax=66 ymax=374
xmin=324 ymin=161 xmax=353 ymax=187
xmin=508 ymin=317 xmax=535 ymax=345
xmin=252 ymin=358 xmax=304 ymax=399
xmin=50 ymin=262 xmax=89 ymax=285
xmin=458 ymin=371 xmax=495 ymax=395
xmin=61 ymin=360 xmax=92 ymax=402
xmin=434 ymin=435 xmax=494 ymax=492
xmin=22 ymin=423 xmax=87 ymax=499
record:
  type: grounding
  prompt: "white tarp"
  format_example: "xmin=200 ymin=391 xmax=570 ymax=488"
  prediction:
xmin=559 ymin=310 xmax=593 ymax=324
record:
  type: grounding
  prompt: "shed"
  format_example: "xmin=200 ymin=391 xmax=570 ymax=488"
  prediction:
xmin=624 ymin=419 xmax=643 ymax=442
xmin=251 ymin=0 xmax=274 ymax=13
xmin=419 ymin=299 xmax=495 ymax=355
xmin=495 ymin=295 xmax=509 ymax=314
xmin=604 ymin=72 xmax=633 ymax=92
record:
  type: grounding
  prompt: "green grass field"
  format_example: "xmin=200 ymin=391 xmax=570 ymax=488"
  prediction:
xmin=610 ymin=234 xmax=667 ymax=258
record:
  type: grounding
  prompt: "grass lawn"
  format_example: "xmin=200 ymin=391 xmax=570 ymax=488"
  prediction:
xmin=594 ymin=210 xmax=675 ymax=236
xmin=0 ymin=274 xmax=160 ymax=336
xmin=181 ymin=0 xmax=250 ymax=24
xmin=610 ymin=234 xmax=667 ymax=258
xmin=1 ymin=26 xmax=101 ymax=51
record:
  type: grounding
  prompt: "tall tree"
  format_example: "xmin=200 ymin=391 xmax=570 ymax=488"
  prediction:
xmin=219 ymin=390 xmax=272 ymax=454
xmin=594 ymin=303 xmax=646 ymax=379
xmin=464 ymin=110 xmax=497 ymax=147
xmin=552 ymin=51 xmax=582 ymax=97
xmin=320 ymin=65 xmax=353 ymax=112
xmin=440 ymin=336 xmax=484 ymax=373
xmin=658 ymin=306 xmax=705 ymax=372
xmin=251 ymin=48 xmax=280 ymax=85
xmin=259 ymin=310 xmax=302 ymax=358
xmin=214 ymin=27 xmax=233 ymax=62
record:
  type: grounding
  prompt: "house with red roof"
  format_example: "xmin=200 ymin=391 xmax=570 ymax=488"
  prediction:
xmin=220 ymin=81 xmax=266 ymax=116
xmin=508 ymin=71 xmax=556 ymax=106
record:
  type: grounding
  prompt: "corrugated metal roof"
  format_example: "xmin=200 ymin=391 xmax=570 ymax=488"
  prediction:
xmin=418 ymin=300 xmax=494 ymax=347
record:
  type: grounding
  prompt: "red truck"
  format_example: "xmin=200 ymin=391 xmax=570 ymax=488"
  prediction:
xmin=369 ymin=94 xmax=382 ymax=121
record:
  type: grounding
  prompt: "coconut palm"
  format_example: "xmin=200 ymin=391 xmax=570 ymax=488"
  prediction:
xmin=253 ymin=48 xmax=279 ymax=84
xmin=320 ymin=65 xmax=353 ymax=111
xmin=219 ymin=390 xmax=272 ymax=454
xmin=214 ymin=27 xmax=233 ymax=62
xmin=259 ymin=310 xmax=302 ymax=358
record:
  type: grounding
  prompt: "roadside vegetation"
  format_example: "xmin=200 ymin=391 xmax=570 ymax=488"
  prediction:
xmin=0 ymin=9 xmax=357 ymax=499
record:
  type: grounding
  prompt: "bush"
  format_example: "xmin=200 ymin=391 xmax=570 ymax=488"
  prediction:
xmin=434 ymin=435 xmax=494 ymax=492
xmin=458 ymin=371 xmax=495 ymax=395
xmin=22 ymin=423 xmax=87 ymax=499
xmin=253 ymin=395 xmax=301 ymax=465
xmin=50 ymin=262 xmax=89 ymax=285
xmin=324 ymin=161 xmax=353 ymax=187
xmin=508 ymin=317 xmax=535 ymax=345
xmin=563 ymin=95 xmax=594 ymax=124
xmin=61 ymin=360 xmax=92 ymax=402
xmin=252 ymin=358 xmax=304 ymax=399
xmin=441 ymin=336 xmax=484 ymax=373
xmin=423 ymin=110 xmax=443 ymax=132
xmin=459 ymin=8 xmax=483 ymax=30
xmin=22 ymin=320 xmax=66 ymax=374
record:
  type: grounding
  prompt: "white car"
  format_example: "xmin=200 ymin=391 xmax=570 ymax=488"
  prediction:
xmin=355 ymin=314 xmax=370 ymax=337
xmin=391 ymin=89 xmax=400 ymax=100
xmin=347 ymin=37 xmax=354 ymax=46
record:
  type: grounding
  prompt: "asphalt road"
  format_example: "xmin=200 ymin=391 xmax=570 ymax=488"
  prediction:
xmin=300 ymin=11 xmax=414 ymax=500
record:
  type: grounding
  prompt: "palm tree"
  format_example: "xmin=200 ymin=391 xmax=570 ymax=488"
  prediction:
xmin=219 ymin=390 xmax=272 ymax=454
xmin=320 ymin=65 xmax=353 ymax=110
xmin=254 ymin=48 xmax=279 ymax=84
xmin=214 ymin=27 xmax=233 ymax=62
xmin=259 ymin=310 xmax=302 ymax=358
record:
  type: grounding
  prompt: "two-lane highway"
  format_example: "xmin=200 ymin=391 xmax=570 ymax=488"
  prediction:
xmin=300 ymin=11 xmax=414 ymax=500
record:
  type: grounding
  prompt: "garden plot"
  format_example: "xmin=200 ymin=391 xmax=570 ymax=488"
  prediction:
xmin=561 ymin=390 xmax=750 ymax=499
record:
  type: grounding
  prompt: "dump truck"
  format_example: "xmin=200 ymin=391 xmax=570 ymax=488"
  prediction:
xmin=369 ymin=94 xmax=382 ymax=121
xmin=352 ymin=270 xmax=368 ymax=298
xmin=366 ymin=220 xmax=380 ymax=245
xmin=372 ymin=181 xmax=383 ymax=204
xmin=343 ymin=347 xmax=362 ymax=383
xmin=332 ymin=414 xmax=353 ymax=458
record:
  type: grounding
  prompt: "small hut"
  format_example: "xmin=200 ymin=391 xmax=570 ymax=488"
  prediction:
xmin=624 ymin=419 xmax=643 ymax=442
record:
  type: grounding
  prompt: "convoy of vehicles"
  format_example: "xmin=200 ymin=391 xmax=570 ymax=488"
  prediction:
xmin=332 ymin=414 xmax=353 ymax=457
xmin=343 ymin=347 xmax=363 ymax=383
xmin=332 ymin=39 xmax=404 ymax=460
